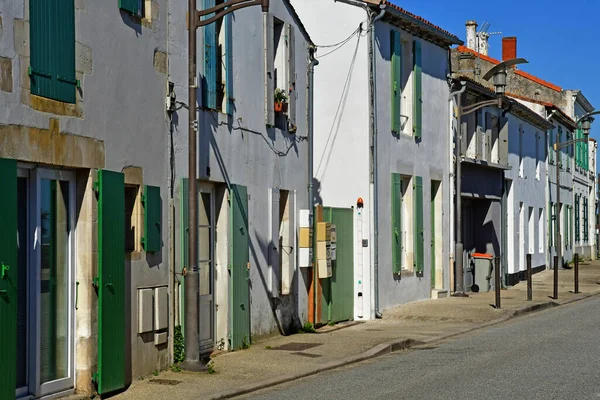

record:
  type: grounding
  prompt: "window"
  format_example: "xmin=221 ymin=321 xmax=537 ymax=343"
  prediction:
xmin=391 ymin=173 xmax=402 ymax=274
xmin=558 ymin=126 xmax=564 ymax=169
xmin=584 ymin=196 xmax=589 ymax=241
xmin=413 ymin=176 xmax=424 ymax=276
xmin=30 ymin=0 xmax=77 ymax=103
xmin=203 ymin=0 xmax=233 ymax=114
xmin=412 ymin=40 xmax=422 ymax=138
xmin=269 ymin=188 xmax=295 ymax=296
xmin=528 ymin=207 xmax=534 ymax=255
xmin=549 ymin=128 xmax=554 ymax=164
xmin=535 ymin=131 xmax=540 ymax=180
xmin=119 ymin=0 xmax=140 ymax=15
xmin=142 ymin=185 xmax=162 ymax=253
xmin=549 ymin=202 xmax=555 ymax=247
xmin=400 ymin=175 xmax=414 ymax=271
xmin=125 ymin=185 xmax=141 ymax=253
xmin=264 ymin=13 xmax=296 ymax=128
xmin=391 ymin=31 xmax=402 ymax=133
xmin=538 ymin=208 xmax=544 ymax=253
xmin=575 ymin=194 xmax=580 ymax=242
xmin=519 ymin=124 xmax=524 ymax=177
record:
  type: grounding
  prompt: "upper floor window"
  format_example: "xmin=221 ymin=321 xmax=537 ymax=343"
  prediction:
xmin=29 ymin=0 xmax=77 ymax=103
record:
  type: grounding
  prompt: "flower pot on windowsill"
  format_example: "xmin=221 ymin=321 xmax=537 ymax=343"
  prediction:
xmin=275 ymin=101 xmax=288 ymax=113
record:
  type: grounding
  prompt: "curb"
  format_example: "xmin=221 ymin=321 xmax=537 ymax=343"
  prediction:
xmin=209 ymin=291 xmax=600 ymax=399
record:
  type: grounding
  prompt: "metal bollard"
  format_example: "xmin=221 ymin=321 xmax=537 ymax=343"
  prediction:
xmin=553 ymin=255 xmax=559 ymax=300
xmin=527 ymin=253 xmax=532 ymax=301
xmin=495 ymin=257 xmax=501 ymax=309
xmin=574 ymin=253 xmax=579 ymax=294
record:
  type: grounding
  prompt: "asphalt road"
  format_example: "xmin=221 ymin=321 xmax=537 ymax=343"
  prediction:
xmin=243 ymin=297 xmax=600 ymax=400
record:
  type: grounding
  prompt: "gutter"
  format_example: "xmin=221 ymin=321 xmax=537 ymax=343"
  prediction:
xmin=369 ymin=3 xmax=386 ymax=319
xmin=308 ymin=47 xmax=319 ymax=324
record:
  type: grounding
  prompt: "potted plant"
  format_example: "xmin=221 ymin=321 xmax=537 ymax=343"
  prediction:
xmin=274 ymin=88 xmax=288 ymax=113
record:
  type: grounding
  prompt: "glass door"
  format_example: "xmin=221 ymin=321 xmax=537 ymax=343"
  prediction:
xmin=17 ymin=167 xmax=75 ymax=398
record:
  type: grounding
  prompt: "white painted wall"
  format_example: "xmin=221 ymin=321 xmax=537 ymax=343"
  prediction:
xmin=168 ymin=1 xmax=311 ymax=337
xmin=290 ymin=0 xmax=373 ymax=320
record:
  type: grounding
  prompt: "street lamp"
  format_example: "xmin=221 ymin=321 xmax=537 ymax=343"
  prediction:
xmin=550 ymin=110 xmax=598 ymax=300
xmin=183 ymin=0 xmax=269 ymax=371
xmin=451 ymin=58 xmax=528 ymax=297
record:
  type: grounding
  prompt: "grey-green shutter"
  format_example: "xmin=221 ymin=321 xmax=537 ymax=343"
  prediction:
xmin=96 ymin=170 xmax=126 ymax=395
xmin=230 ymin=184 xmax=250 ymax=350
xmin=287 ymin=23 xmax=296 ymax=128
xmin=264 ymin=13 xmax=274 ymax=126
xmin=225 ymin=13 xmax=234 ymax=115
xmin=413 ymin=40 xmax=423 ymax=138
xmin=575 ymin=195 xmax=580 ymax=242
xmin=391 ymin=173 xmax=402 ymax=274
xmin=414 ymin=176 xmax=424 ymax=275
xmin=30 ymin=0 xmax=77 ymax=103
xmin=203 ymin=0 xmax=217 ymax=109
xmin=142 ymin=185 xmax=162 ymax=253
xmin=391 ymin=30 xmax=401 ymax=132
xmin=119 ymin=0 xmax=139 ymax=15
xmin=549 ymin=129 xmax=554 ymax=164
xmin=584 ymin=197 xmax=589 ymax=241
xmin=0 ymin=158 xmax=17 ymax=400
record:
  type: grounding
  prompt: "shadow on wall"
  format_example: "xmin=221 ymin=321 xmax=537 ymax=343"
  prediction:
xmin=313 ymin=178 xmax=323 ymax=207
xmin=252 ymin=230 xmax=302 ymax=336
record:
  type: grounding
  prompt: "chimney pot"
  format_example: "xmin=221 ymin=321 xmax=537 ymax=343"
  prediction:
xmin=502 ymin=37 xmax=517 ymax=61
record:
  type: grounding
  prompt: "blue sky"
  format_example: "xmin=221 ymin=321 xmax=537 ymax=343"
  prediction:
xmin=390 ymin=0 xmax=600 ymax=140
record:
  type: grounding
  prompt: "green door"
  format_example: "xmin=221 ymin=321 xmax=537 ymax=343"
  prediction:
xmin=230 ymin=185 xmax=250 ymax=350
xmin=0 ymin=158 xmax=17 ymax=400
xmin=321 ymin=207 xmax=354 ymax=323
xmin=96 ymin=170 xmax=126 ymax=395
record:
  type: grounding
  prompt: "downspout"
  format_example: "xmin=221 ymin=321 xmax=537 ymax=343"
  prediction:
xmin=369 ymin=4 xmax=385 ymax=319
xmin=308 ymin=47 xmax=319 ymax=324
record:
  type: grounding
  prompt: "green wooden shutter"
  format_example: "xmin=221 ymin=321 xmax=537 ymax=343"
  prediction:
xmin=0 ymin=159 xmax=17 ymax=400
xmin=142 ymin=185 xmax=162 ymax=253
xmin=564 ymin=204 xmax=569 ymax=246
xmin=30 ymin=0 xmax=77 ymax=103
xmin=413 ymin=176 xmax=424 ymax=276
xmin=202 ymin=0 xmax=217 ymax=109
xmin=558 ymin=127 xmax=563 ymax=168
xmin=549 ymin=201 xmax=553 ymax=247
xmin=225 ymin=13 xmax=234 ymax=115
xmin=179 ymin=178 xmax=189 ymax=331
xmin=264 ymin=13 xmax=275 ymax=126
xmin=391 ymin=30 xmax=401 ymax=132
xmin=413 ymin=40 xmax=422 ymax=138
xmin=391 ymin=173 xmax=402 ymax=274
xmin=575 ymin=195 xmax=580 ymax=242
xmin=549 ymin=129 xmax=554 ymax=164
xmin=96 ymin=170 xmax=126 ymax=395
xmin=230 ymin=184 xmax=250 ymax=350
xmin=119 ymin=0 xmax=139 ymax=15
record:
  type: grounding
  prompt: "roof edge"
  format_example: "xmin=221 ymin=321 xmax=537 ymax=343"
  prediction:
xmin=284 ymin=0 xmax=314 ymax=45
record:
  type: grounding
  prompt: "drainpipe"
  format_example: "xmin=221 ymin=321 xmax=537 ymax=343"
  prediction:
xmin=369 ymin=4 xmax=386 ymax=319
xmin=308 ymin=47 xmax=319 ymax=324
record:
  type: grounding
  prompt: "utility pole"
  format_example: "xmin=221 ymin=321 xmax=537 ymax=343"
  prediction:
xmin=182 ymin=0 xmax=269 ymax=371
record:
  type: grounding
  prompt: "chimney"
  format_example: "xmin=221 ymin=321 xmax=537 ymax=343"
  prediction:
xmin=466 ymin=20 xmax=478 ymax=51
xmin=502 ymin=37 xmax=517 ymax=61
xmin=477 ymin=32 xmax=489 ymax=56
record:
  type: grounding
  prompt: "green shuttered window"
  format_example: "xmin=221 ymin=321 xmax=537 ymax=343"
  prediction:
xmin=413 ymin=40 xmax=423 ymax=138
xmin=203 ymin=0 xmax=217 ymax=110
xmin=584 ymin=196 xmax=589 ymax=241
xmin=97 ymin=170 xmax=126 ymax=395
xmin=30 ymin=0 xmax=77 ymax=103
xmin=413 ymin=176 xmax=424 ymax=275
xmin=142 ymin=185 xmax=162 ymax=253
xmin=119 ymin=0 xmax=139 ymax=15
xmin=391 ymin=173 xmax=402 ymax=274
xmin=391 ymin=30 xmax=402 ymax=132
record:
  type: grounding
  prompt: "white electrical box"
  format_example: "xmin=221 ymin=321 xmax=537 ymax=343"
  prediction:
xmin=299 ymin=247 xmax=312 ymax=267
xmin=318 ymin=259 xmax=332 ymax=278
xmin=330 ymin=225 xmax=337 ymax=243
xmin=154 ymin=286 xmax=168 ymax=331
xmin=299 ymin=209 xmax=310 ymax=228
xmin=138 ymin=288 xmax=153 ymax=334
xmin=330 ymin=243 xmax=337 ymax=261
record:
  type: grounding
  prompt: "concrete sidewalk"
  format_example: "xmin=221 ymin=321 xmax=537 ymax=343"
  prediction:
xmin=111 ymin=261 xmax=600 ymax=400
